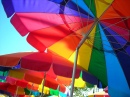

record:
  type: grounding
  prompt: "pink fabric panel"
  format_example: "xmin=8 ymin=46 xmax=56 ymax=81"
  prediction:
xmin=11 ymin=13 xmax=92 ymax=36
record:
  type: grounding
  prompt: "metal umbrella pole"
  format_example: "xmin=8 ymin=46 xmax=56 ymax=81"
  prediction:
xmin=41 ymin=72 xmax=46 ymax=97
xmin=70 ymin=18 xmax=99 ymax=97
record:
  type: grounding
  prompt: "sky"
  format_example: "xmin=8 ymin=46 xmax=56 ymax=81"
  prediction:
xmin=0 ymin=2 xmax=37 ymax=55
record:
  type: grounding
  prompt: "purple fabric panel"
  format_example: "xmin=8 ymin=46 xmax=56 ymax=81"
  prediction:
xmin=82 ymin=71 xmax=98 ymax=85
xmin=0 ymin=76 xmax=6 ymax=80
xmin=2 ymin=0 xmax=89 ymax=18
xmin=101 ymin=23 xmax=127 ymax=50
xmin=126 ymin=46 xmax=130 ymax=54
xmin=2 ymin=0 xmax=14 ymax=17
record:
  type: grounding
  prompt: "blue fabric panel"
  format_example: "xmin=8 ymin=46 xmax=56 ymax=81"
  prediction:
xmin=12 ymin=63 xmax=21 ymax=69
xmin=0 ymin=66 xmax=11 ymax=71
xmin=70 ymin=0 xmax=94 ymax=17
xmin=101 ymin=24 xmax=130 ymax=88
xmin=49 ymin=0 xmax=64 ymax=3
xmin=0 ymin=90 xmax=11 ymax=96
xmin=59 ymin=92 xmax=67 ymax=97
xmin=0 ymin=76 xmax=6 ymax=80
xmin=32 ymin=91 xmax=40 ymax=96
xmin=46 ymin=0 xmax=94 ymax=18
xmin=99 ymin=24 xmax=130 ymax=97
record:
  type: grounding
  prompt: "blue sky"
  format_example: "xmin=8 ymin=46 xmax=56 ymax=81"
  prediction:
xmin=0 ymin=2 xmax=37 ymax=55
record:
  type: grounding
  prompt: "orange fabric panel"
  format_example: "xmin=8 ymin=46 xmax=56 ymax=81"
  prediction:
xmin=0 ymin=52 xmax=34 ymax=67
xmin=112 ymin=0 xmax=130 ymax=17
xmin=24 ymin=72 xmax=44 ymax=84
xmin=57 ymin=76 xmax=71 ymax=86
xmin=27 ymin=83 xmax=39 ymax=91
xmin=101 ymin=0 xmax=130 ymax=19
xmin=95 ymin=95 xmax=105 ymax=97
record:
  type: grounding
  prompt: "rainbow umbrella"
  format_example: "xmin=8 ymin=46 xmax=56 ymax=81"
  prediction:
xmin=2 ymin=0 xmax=130 ymax=97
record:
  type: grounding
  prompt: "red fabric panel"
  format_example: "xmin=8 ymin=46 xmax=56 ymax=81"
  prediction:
xmin=7 ymin=85 xmax=17 ymax=94
xmin=27 ymin=22 xmax=84 ymax=52
xmin=21 ymin=52 xmax=52 ymax=71
xmin=45 ymin=76 xmax=66 ymax=92
xmin=52 ymin=54 xmax=81 ymax=78
xmin=101 ymin=18 xmax=130 ymax=30
xmin=45 ymin=76 xmax=58 ymax=90
xmin=16 ymin=80 xmax=28 ymax=88
xmin=0 ymin=82 xmax=10 ymax=90
xmin=46 ymin=66 xmax=57 ymax=79
xmin=6 ymin=77 xmax=16 ymax=85
xmin=6 ymin=76 xmax=28 ymax=88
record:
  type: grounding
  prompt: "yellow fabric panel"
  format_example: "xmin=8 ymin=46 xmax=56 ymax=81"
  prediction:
xmin=88 ymin=95 xmax=94 ymax=97
xmin=48 ymin=33 xmax=80 ymax=59
xmin=8 ymin=69 xmax=25 ymax=79
xmin=17 ymin=87 xmax=25 ymax=95
xmin=74 ymin=77 xmax=86 ymax=88
xmin=95 ymin=0 xmax=114 ymax=18
xmin=38 ymin=85 xmax=50 ymax=94
xmin=69 ymin=26 xmax=96 ymax=70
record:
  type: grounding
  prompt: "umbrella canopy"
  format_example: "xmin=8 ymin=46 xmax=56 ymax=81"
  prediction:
xmin=0 ymin=52 xmax=81 ymax=78
xmin=2 ymin=0 xmax=130 ymax=97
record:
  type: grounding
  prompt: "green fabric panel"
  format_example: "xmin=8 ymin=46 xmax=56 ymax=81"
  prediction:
xmin=88 ymin=24 xmax=107 ymax=87
xmin=50 ymin=88 xmax=59 ymax=96
xmin=0 ymin=71 xmax=8 ymax=76
xmin=0 ymin=79 xmax=6 ymax=82
xmin=80 ymin=71 xmax=82 ymax=78
xmin=24 ymin=88 xmax=31 ymax=95
xmin=86 ymin=82 xmax=94 ymax=88
xmin=4 ymin=71 xmax=8 ymax=76
xmin=84 ymin=0 xmax=96 ymax=17
xmin=0 ymin=71 xmax=4 ymax=76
